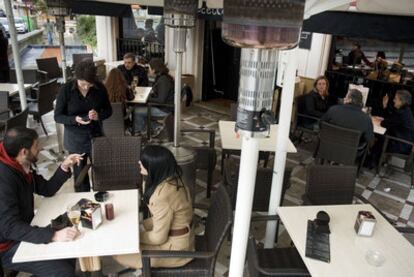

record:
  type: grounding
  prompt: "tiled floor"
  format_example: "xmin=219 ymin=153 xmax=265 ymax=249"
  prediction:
xmin=20 ymin=101 xmax=414 ymax=276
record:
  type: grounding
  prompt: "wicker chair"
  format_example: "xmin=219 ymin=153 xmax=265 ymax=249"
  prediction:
xmin=72 ymin=53 xmax=93 ymax=66
xmin=75 ymin=136 xmax=142 ymax=191
xmin=36 ymin=57 xmax=62 ymax=80
xmin=141 ymin=185 xmax=232 ymax=277
xmin=0 ymin=91 xmax=10 ymax=121
xmin=9 ymin=69 xmax=48 ymax=84
xmin=315 ymin=121 xmax=368 ymax=174
xmin=0 ymin=109 xmax=28 ymax=140
xmin=303 ymin=165 xmax=358 ymax=205
xmin=291 ymin=94 xmax=320 ymax=145
xmin=27 ymin=79 xmax=58 ymax=136
xmin=103 ymin=102 xmax=125 ymax=137
xmin=247 ymin=237 xmax=310 ymax=277
xmin=377 ymin=134 xmax=414 ymax=189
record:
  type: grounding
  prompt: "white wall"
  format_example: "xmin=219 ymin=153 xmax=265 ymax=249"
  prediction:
xmin=296 ymin=33 xmax=332 ymax=79
xmin=96 ymin=16 xmax=118 ymax=63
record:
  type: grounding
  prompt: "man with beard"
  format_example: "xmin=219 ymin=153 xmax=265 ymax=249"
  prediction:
xmin=0 ymin=127 xmax=83 ymax=276
xmin=117 ymin=53 xmax=148 ymax=86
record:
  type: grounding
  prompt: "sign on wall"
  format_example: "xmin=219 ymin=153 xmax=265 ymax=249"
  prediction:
xmin=299 ymin=31 xmax=313 ymax=50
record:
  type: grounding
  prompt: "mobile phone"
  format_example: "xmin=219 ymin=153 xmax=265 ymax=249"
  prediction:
xmin=81 ymin=115 xmax=90 ymax=122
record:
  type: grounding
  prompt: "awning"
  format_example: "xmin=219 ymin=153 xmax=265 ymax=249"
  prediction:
xmin=303 ymin=11 xmax=414 ymax=43
xmin=65 ymin=0 xmax=132 ymax=17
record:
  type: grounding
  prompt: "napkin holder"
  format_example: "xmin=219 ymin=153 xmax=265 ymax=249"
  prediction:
xmin=354 ymin=210 xmax=376 ymax=237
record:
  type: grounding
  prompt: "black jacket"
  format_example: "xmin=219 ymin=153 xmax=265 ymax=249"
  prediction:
xmin=117 ymin=64 xmax=149 ymax=86
xmin=304 ymin=90 xmax=329 ymax=118
xmin=54 ymin=80 xmax=112 ymax=154
xmin=148 ymin=73 xmax=174 ymax=113
xmin=321 ymin=104 xmax=375 ymax=146
xmin=381 ymin=106 xmax=414 ymax=154
xmin=0 ymin=163 xmax=71 ymax=249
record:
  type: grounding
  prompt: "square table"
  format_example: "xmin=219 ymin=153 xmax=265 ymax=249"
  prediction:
xmin=13 ymin=189 xmax=139 ymax=262
xmin=219 ymin=120 xmax=297 ymax=171
xmin=128 ymin=87 xmax=152 ymax=104
xmin=0 ymin=83 xmax=32 ymax=97
xmin=278 ymin=204 xmax=414 ymax=277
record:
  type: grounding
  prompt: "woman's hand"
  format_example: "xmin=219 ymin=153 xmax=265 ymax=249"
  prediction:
xmin=88 ymin=109 xmax=99 ymax=121
xmin=75 ymin=116 xmax=91 ymax=125
xmin=382 ymin=94 xmax=389 ymax=109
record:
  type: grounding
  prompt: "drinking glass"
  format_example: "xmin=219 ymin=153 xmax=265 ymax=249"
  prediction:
xmin=67 ymin=204 xmax=81 ymax=231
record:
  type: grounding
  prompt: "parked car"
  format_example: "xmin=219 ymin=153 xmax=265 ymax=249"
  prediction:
xmin=14 ymin=17 xmax=28 ymax=34
xmin=0 ymin=9 xmax=5 ymax=17
xmin=0 ymin=18 xmax=9 ymax=37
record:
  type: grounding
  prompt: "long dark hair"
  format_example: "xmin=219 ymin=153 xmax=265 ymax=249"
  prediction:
xmin=141 ymin=145 xmax=182 ymax=203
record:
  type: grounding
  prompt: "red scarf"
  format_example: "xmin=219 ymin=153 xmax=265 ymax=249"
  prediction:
xmin=0 ymin=143 xmax=33 ymax=184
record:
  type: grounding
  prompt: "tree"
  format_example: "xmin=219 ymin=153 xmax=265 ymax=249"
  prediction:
xmin=76 ymin=15 xmax=96 ymax=50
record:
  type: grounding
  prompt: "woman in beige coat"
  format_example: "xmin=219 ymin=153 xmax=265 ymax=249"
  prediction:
xmin=114 ymin=145 xmax=194 ymax=269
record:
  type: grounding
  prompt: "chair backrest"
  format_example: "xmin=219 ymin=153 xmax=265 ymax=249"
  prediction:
xmin=103 ymin=102 xmax=125 ymax=137
xmin=36 ymin=57 xmax=61 ymax=79
xmin=204 ymin=185 xmax=232 ymax=256
xmin=91 ymin=136 xmax=141 ymax=191
xmin=305 ymin=165 xmax=357 ymax=205
xmin=72 ymin=53 xmax=93 ymax=66
xmin=0 ymin=91 xmax=9 ymax=120
xmin=5 ymin=108 xmax=28 ymax=132
xmin=38 ymin=79 xmax=58 ymax=116
xmin=316 ymin=121 xmax=362 ymax=165
xmin=9 ymin=69 xmax=48 ymax=84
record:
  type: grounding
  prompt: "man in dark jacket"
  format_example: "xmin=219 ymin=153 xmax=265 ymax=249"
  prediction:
xmin=321 ymin=89 xmax=375 ymax=147
xmin=117 ymin=53 xmax=148 ymax=86
xmin=0 ymin=127 xmax=83 ymax=276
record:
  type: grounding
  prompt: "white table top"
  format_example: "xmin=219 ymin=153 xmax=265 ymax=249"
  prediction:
xmin=372 ymin=117 xmax=386 ymax=135
xmin=128 ymin=87 xmax=152 ymax=104
xmin=218 ymin=121 xmax=297 ymax=153
xmin=105 ymin=60 xmax=124 ymax=70
xmin=0 ymin=83 xmax=32 ymax=97
xmin=13 ymin=190 xmax=139 ymax=263
xmin=278 ymin=204 xmax=414 ymax=277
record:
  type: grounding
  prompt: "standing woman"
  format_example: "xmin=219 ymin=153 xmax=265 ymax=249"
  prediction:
xmin=114 ymin=145 xmax=194 ymax=269
xmin=54 ymin=60 xmax=112 ymax=192
xmin=133 ymin=58 xmax=174 ymax=136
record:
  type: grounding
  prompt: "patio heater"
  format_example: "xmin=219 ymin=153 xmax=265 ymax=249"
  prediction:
xmin=46 ymin=0 xmax=71 ymax=83
xmin=163 ymin=0 xmax=198 ymax=191
xmin=221 ymin=1 xmax=306 ymax=276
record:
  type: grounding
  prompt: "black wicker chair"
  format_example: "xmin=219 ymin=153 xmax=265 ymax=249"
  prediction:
xmin=141 ymin=185 xmax=232 ymax=277
xmin=0 ymin=91 xmax=10 ymax=121
xmin=291 ymin=94 xmax=320 ymax=145
xmin=315 ymin=121 xmax=368 ymax=174
xmin=377 ymin=134 xmax=414 ymax=189
xmin=103 ymin=102 xmax=125 ymax=137
xmin=0 ymin=108 xmax=28 ymax=140
xmin=9 ymin=69 xmax=48 ymax=84
xmin=36 ymin=57 xmax=62 ymax=80
xmin=247 ymin=237 xmax=310 ymax=277
xmin=27 ymin=79 xmax=58 ymax=136
xmin=75 ymin=136 xmax=142 ymax=191
xmin=303 ymin=165 xmax=358 ymax=205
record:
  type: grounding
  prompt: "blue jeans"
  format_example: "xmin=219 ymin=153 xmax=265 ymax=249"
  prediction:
xmin=47 ymin=32 xmax=53 ymax=45
xmin=133 ymin=106 xmax=170 ymax=133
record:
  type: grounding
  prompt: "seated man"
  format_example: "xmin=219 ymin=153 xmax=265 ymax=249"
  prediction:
xmin=117 ymin=53 xmax=149 ymax=87
xmin=0 ymin=127 xmax=83 ymax=276
xmin=321 ymin=89 xmax=375 ymax=148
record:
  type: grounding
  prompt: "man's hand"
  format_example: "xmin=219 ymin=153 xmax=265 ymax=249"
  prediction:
xmin=61 ymin=153 xmax=84 ymax=171
xmin=88 ymin=109 xmax=98 ymax=121
xmin=75 ymin=116 xmax=91 ymax=125
xmin=51 ymin=227 xmax=79 ymax=242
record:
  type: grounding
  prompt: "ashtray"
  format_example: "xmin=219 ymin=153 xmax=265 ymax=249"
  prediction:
xmin=365 ymin=250 xmax=385 ymax=267
xmin=94 ymin=191 xmax=109 ymax=202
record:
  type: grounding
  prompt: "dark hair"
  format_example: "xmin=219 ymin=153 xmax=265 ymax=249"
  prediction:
xmin=123 ymin=53 xmax=136 ymax=61
xmin=396 ymin=90 xmax=412 ymax=108
xmin=141 ymin=145 xmax=182 ymax=203
xmin=149 ymin=58 xmax=169 ymax=75
xmin=347 ymin=89 xmax=363 ymax=107
xmin=3 ymin=127 xmax=38 ymax=158
xmin=353 ymin=42 xmax=361 ymax=49
xmin=376 ymin=51 xmax=386 ymax=60
xmin=75 ymin=60 xmax=96 ymax=83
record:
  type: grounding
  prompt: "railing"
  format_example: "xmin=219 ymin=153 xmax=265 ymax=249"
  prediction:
xmin=117 ymin=38 xmax=164 ymax=61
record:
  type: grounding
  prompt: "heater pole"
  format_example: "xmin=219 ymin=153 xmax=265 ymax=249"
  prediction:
xmin=174 ymin=51 xmax=182 ymax=147
xmin=57 ymin=15 xmax=67 ymax=83
xmin=264 ymin=49 xmax=298 ymax=248
xmin=229 ymin=136 xmax=260 ymax=277
xmin=4 ymin=0 xmax=27 ymax=110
